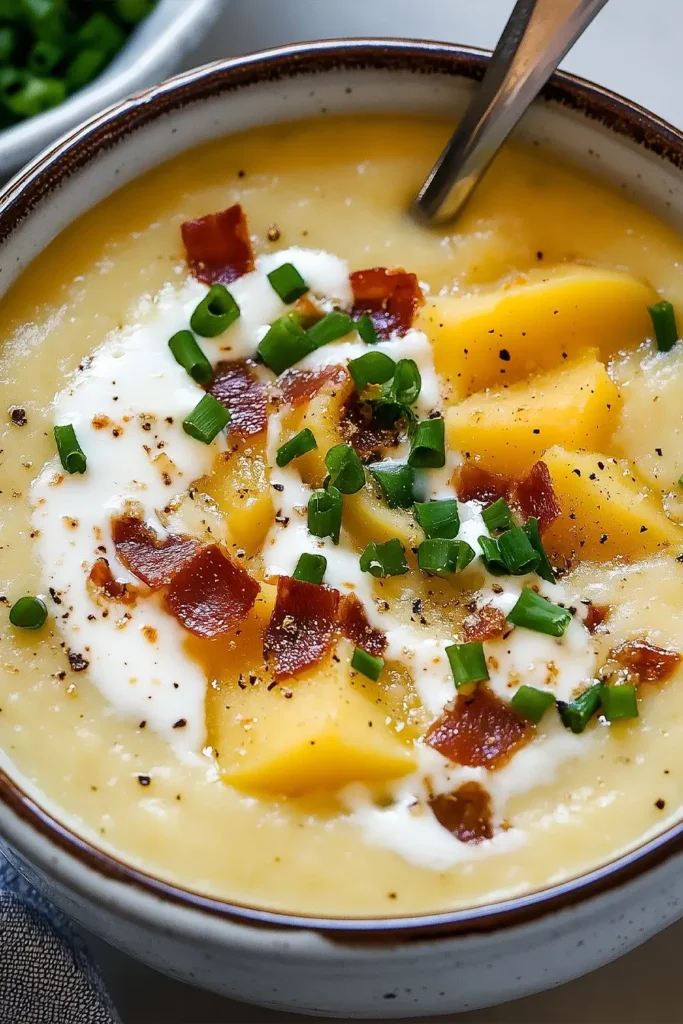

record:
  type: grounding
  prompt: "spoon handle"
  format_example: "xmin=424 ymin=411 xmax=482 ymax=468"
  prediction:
xmin=412 ymin=0 xmax=609 ymax=225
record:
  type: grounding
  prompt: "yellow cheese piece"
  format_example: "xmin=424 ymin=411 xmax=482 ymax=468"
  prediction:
xmin=445 ymin=353 xmax=621 ymax=476
xmin=418 ymin=265 xmax=656 ymax=398
xmin=200 ymin=438 xmax=273 ymax=555
xmin=543 ymin=446 xmax=682 ymax=565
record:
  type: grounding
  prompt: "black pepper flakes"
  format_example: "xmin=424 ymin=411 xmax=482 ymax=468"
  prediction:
xmin=137 ymin=775 xmax=151 ymax=787
xmin=655 ymin=798 xmax=666 ymax=810
xmin=9 ymin=407 xmax=27 ymax=426
xmin=499 ymin=349 xmax=511 ymax=361
xmin=172 ymin=718 xmax=187 ymax=729
xmin=67 ymin=650 xmax=89 ymax=672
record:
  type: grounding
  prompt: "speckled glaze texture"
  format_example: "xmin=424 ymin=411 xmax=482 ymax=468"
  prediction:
xmin=2 ymin=41 xmax=683 ymax=1018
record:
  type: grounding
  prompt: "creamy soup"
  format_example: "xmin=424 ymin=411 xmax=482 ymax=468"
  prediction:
xmin=1 ymin=116 xmax=683 ymax=918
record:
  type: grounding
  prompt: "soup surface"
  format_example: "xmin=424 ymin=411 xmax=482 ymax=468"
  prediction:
xmin=1 ymin=115 xmax=683 ymax=918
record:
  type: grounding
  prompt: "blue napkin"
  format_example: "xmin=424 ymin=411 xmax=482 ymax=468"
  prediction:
xmin=0 ymin=848 xmax=119 ymax=1024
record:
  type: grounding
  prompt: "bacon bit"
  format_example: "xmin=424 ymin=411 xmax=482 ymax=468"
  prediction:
xmin=292 ymin=294 xmax=325 ymax=328
xmin=112 ymin=516 xmax=199 ymax=588
xmin=180 ymin=204 xmax=254 ymax=285
xmin=279 ymin=365 xmax=349 ymax=407
xmin=339 ymin=396 xmax=401 ymax=459
xmin=426 ymin=687 xmax=530 ymax=770
xmin=512 ymin=460 xmax=561 ymax=533
xmin=462 ymin=604 xmax=507 ymax=642
xmin=350 ymin=267 xmax=424 ymax=339
xmin=612 ymin=640 xmax=681 ymax=683
xmin=584 ymin=603 xmax=611 ymax=634
xmin=429 ymin=782 xmax=494 ymax=843
xmin=339 ymin=593 xmax=387 ymax=657
xmin=165 ymin=544 xmax=260 ymax=639
xmin=88 ymin=558 xmax=137 ymax=605
xmin=264 ymin=576 xmax=340 ymax=680
xmin=456 ymin=464 xmax=510 ymax=504
xmin=208 ymin=360 xmax=267 ymax=437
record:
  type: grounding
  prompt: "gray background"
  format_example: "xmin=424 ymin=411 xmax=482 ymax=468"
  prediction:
xmin=92 ymin=0 xmax=683 ymax=1020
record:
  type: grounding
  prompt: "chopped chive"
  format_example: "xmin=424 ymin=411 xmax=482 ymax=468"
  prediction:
xmin=600 ymin=683 xmax=638 ymax=722
xmin=190 ymin=284 xmax=240 ymax=338
xmin=352 ymin=647 xmax=385 ymax=681
xmin=54 ymin=424 xmax=86 ymax=474
xmin=678 ymin=472 xmax=683 ymax=488
xmin=9 ymin=595 xmax=47 ymax=630
xmin=478 ymin=535 xmax=507 ymax=576
xmin=445 ymin=641 xmax=489 ymax=689
xmin=168 ymin=330 xmax=213 ymax=385
xmin=308 ymin=486 xmax=343 ymax=545
xmin=276 ymin=428 xmax=317 ymax=467
xmin=359 ymin=538 xmax=408 ymax=578
xmin=497 ymin=526 xmax=540 ymax=576
xmin=267 ymin=262 xmax=308 ymax=304
xmin=257 ymin=313 xmax=313 ymax=375
xmin=66 ymin=48 xmax=108 ymax=91
xmin=292 ymin=552 xmax=327 ymax=585
xmin=306 ymin=311 xmax=355 ymax=348
xmin=408 ymin=417 xmax=446 ymax=469
xmin=368 ymin=460 xmax=414 ymax=509
xmin=325 ymin=444 xmax=365 ymax=494
xmin=383 ymin=357 xmax=422 ymax=407
xmin=510 ymin=685 xmax=555 ymax=724
xmin=523 ymin=517 xmax=556 ymax=584
xmin=482 ymin=498 xmax=514 ymax=533
xmin=558 ymin=683 xmax=602 ymax=734
xmin=507 ymin=587 xmax=571 ymax=637
xmin=418 ymin=538 xmax=475 ymax=577
xmin=355 ymin=312 xmax=378 ymax=345
xmin=182 ymin=393 xmax=230 ymax=444
xmin=648 ymin=300 xmax=679 ymax=352
xmin=348 ymin=350 xmax=396 ymax=393
xmin=414 ymin=499 xmax=460 ymax=540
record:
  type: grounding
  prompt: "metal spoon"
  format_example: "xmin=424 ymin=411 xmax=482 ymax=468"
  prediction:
xmin=411 ymin=0 xmax=609 ymax=225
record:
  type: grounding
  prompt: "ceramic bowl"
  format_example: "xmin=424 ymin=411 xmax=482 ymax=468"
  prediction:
xmin=2 ymin=40 xmax=683 ymax=1020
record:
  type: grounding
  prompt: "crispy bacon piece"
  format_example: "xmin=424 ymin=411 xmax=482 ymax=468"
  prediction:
xmin=88 ymin=558 xmax=137 ymax=605
xmin=165 ymin=544 xmax=260 ymax=639
xmin=263 ymin=576 xmax=340 ymax=680
xmin=429 ymin=782 xmax=494 ymax=843
xmin=209 ymin=359 xmax=267 ymax=437
xmin=292 ymin=294 xmax=325 ymax=328
xmin=180 ymin=204 xmax=254 ymax=285
xmin=462 ymin=604 xmax=507 ymax=642
xmin=278 ymin=365 xmax=349 ymax=407
xmin=584 ymin=603 xmax=611 ymax=634
xmin=339 ymin=396 xmax=401 ymax=459
xmin=456 ymin=463 xmax=511 ymax=505
xmin=612 ymin=639 xmax=681 ymax=683
xmin=426 ymin=687 xmax=529 ymax=770
xmin=512 ymin=460 xmax=561 ymax=534
xmin=339 ymin=593 xmax=387 ymax=657
xmin=112 ymin=516 xmax=199 ymax=588
xmin=350 ymin=267 xmax=424 ymax=339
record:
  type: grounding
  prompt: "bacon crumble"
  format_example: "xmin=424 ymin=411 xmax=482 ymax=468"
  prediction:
xmin=209 ymin=359 xmax=267 ymax=437
xmin=339 ymin=593 xmax=387 ymax=657
xmin=462 ymin=604 xmax=507 ymax=642
xmin=429 ymin=781 xmax=494 ymax=843
xmin=350 ymin=267 xmax=424 ymax=339
xmin=263 ymin=576 xmax=340 ymax=680
xmin=278 ymin=365 xmax=349 ymax=407
xmin=456 ymin=464 xmax=511 ymax=505
xmin=584 ymin=603 xmax=611 ymax=634
xmin=181 ymin=204 xmax=254 ymax=285
xmin=88 ymin=557 xmax=137 ymax=605
xmin=339 ymin=395 xmax=401 ymax=460
xmin=426 ymin=687 xmax=530 ymax=770
xmin=112 ymin=516 xmax=199 ymax=588
xmin=512 ymin=460 xmax=561 ymax=533
xmin=612 ymin=639 xmax=681 ymax=683
xmin=165 ymin=544 xmax=260 ymax=639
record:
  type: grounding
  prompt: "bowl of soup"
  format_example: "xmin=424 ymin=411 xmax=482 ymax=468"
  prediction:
xmin=1 ymin=39 xmax=683 ymax=1018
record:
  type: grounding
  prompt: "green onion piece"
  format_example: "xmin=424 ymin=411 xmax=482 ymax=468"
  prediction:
xmin=267 ymin=263 xmax=309 ymax=304
xmin=523 ymin=517 xmax=556 ymax=584
xmin=355 ymin=312 xmax=378 ymax=345
xmin=348 ymin=351 xmax=396 ymax=393
xmin=359 ymin=538 xmax=408 ymax=578
xmin=0 ymin=26 xmax=16 ymax=64
xmin=478 ymin=535 xmax=507 ymax=576
xmin=115 ymin=0 xmax=156 ymax=24
xmin=27 ymin=38 xmax=63 ymax=74
xmin=54 ymin=424 xmax=86 ymax=474
xmin=445 ymin=641 xmax=489 ymax=689
xmin=679 ymin=472 xmax=683 ymax=488
xmin=306 ymin=311 xmax=355 ymax=348
xmin=368 ymin=460 xmax=414 ymax=509
xmin=351 ymin=647 xmax=385 ymax=681
xmin=292 ymin=552 xmax=327 ymax=585
xmin=9 ymin=595 xmax=47 ymax=630
xmin=408 ymin=417 xmax=445 ymax=469
xmin=383 ymin=357 xmax=422 ymax=407
xmin=182 ymin=393 xmax=230 ymax=444
xmin=510 ymin=685 xmax=555 ymax=724
xmin=507 ymin=587 xmax=572 ymax=637
xmin=191 ymin=284 xmax=240 ymax=338
xmin=276 ymin=428 xmax=317 ymax=467
xmin=325 ymin=443 xmax=365 ymax=494
xmin=257 ymin=313 xmax=313 ymax=375
xmin=308 ymin=486 xmax=343 ymax=545
xmin=168 ymin=330 xmax=213 ymax=385
xmin=648 ymin=300 xmax=679 ymax=352
xmin=2 ymin=73 xmax=65 ymax=117
xmin=414 ymin=499 xmax=460 ymax=539
xmin=77 ymin=12 xmax=125 ymax=57
xmin=497 ymin=526 xmax=540 ymax=576
xmin=482 ymin=498 xmax=514 ymax=533
xmin=599 ymin=683 xmax=638 ymax=722
xmin=65 ymin=48 xmax=108 ymax=92
xmin=558 ymin=683 xmax=602 ymax=734
xmin=418 ymin=538 xmax=475 ymax=577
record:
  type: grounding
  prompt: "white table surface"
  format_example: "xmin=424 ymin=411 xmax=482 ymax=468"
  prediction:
xmin=90 ymin=1 xmax=683 ymax=1020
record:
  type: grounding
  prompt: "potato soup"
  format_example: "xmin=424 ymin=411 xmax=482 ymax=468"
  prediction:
xmin=1 ymin=116 xmax=682 ymax=918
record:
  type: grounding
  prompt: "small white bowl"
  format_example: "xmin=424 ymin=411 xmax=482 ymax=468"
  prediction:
xmin=0 ymin=0 xmax=222 ymax=179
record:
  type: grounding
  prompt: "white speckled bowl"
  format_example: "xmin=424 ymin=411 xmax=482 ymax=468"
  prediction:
xmin=2 ymin=39 xmax=683 ymax=1020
